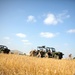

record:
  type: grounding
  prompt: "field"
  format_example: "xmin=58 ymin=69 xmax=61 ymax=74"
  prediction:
xmin=0 ymin=54 xmax=75 ymax=75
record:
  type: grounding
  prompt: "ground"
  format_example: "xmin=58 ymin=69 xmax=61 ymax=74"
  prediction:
xmin=0 ymin=54 xmax=75 ymax=75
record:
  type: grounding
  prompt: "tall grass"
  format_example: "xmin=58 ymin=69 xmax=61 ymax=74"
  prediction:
xmin=0 ymin=54 xmax=75 ymax=75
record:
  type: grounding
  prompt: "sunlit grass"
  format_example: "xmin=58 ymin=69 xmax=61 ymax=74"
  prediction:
xmin=0 ymin=54 xmax=75 ymax=75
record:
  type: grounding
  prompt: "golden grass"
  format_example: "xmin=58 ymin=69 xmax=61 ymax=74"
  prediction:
xmin=0 ymin=54 xmax=75 ymax=75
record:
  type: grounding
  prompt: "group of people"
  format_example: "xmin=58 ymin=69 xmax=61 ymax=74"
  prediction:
xmin=30 ymin=49 xmax=52 ymax=58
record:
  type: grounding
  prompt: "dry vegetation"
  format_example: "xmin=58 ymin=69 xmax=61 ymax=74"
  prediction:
xmin=0 ymin=54 xmax=75 ymax=75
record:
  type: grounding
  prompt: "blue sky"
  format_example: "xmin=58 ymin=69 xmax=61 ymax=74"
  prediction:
xmin=0 ymin=0 xmax=75 ymax=57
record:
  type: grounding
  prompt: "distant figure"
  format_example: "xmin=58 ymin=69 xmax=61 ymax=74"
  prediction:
xmin=37 ymin=52 xmax=41 ymax=58
xmin=30 ymin=50 xmax=37 ymax=56
xmin=45 ymin=53 xmax=48 ymax=58
xmin=68 ymin=54 xmax=72 ymax=59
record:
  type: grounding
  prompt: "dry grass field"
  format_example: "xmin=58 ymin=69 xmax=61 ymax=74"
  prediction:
xmin=0 ymin=54 xmax=75 ymax=75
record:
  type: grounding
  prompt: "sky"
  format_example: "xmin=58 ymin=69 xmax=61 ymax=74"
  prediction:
xmin=0 ymin=0 xmax=75 ymax=58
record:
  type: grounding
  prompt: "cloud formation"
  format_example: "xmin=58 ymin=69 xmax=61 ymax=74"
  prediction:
xmin=3 ymin=37 xmax=11 ymax=44
xmin=44 ymin=14 xmax=58 ymax=25
xmin=67 ymin=29 xmax=75 ymax=33
xmin=16 ymin=33 xmax=26 ymax=38
xmin=22 ymin=40 xmax=29 ymax=42
xmin=40 ymin=32 xmax=56 ymax=38
xmin=44 ymin=10 xmax=70 ymax=25
xmin=4 ymin=37 xmax=10 ymax=40
xmin=22 ymin=40 xmax=32 ymax=45
xmin=27 ymin=15 xmax=36 ymax=22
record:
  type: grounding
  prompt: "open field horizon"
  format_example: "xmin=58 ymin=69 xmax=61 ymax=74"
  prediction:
xmin=0 ymin=54 xmax=75 ymax=75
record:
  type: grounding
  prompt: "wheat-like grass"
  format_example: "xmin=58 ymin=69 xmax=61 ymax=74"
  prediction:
xmin=0 ymin=54 xmax=75 ymax=75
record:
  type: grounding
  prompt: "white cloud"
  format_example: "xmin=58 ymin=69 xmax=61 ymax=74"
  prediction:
xmin=58 ymin=10 xmax=70 ymax=19
xmin=67 ymin=29 xmax=75 ymax=33
xmin=40 ymin=32 xmax=56 ymax=38
xmin=3 ymin=37 xmax=11 ymax=44
xmin=44 ymin=10 xmax=70 ymax=25
xmin=16 ymin=33 xmax=26 ymax=38
xmin=22 ymin=40 xmax=29 ymax=43
xmin=44 ymin=14 xmax=58 ymax=25
xmin=24 ymin=42 xmax=32 ymax=45
xmin=4 ymin=37 xmax=10 ymax=40
xmin=22 ymin=40 xmax=32 ymax=45
xmin=27 ymin=15 xmax=36 ymax=22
